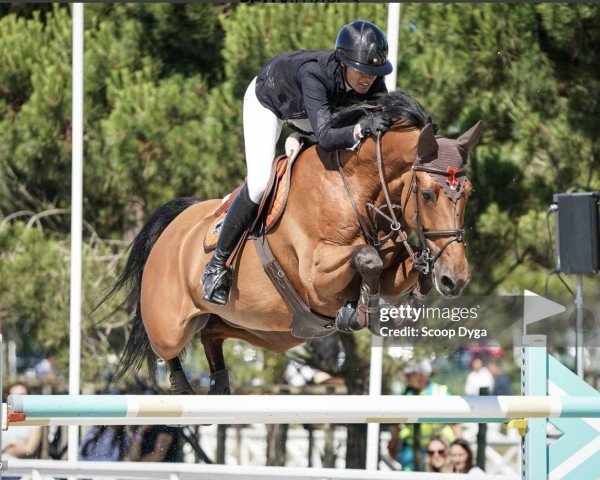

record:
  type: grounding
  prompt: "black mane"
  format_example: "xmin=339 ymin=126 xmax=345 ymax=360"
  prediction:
xmin=329 ymin=89 xmax=435 ymax=132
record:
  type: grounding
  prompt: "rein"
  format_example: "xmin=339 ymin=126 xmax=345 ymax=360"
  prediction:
xmin=335 ymin=133 xmax=466 ymax=275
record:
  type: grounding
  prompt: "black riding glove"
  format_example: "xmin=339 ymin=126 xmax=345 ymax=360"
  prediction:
xmin=358 ymin=112 xmax=393 ymax=137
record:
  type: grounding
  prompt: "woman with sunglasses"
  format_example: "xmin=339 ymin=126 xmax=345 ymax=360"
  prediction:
xmin=426 ymin=436 xmax=452 ymax=473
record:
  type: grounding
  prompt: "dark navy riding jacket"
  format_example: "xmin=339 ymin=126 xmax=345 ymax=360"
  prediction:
xmin=255 ymin=49 xmax=387 ymax=152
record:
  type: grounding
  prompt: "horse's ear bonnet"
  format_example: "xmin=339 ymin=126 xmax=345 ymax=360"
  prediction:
xmin=416 ymin=121 xmax=484 ymax=200
xmin=417 ymin=123 xmax=438 ymax=161
xmin=456 ymin=120 xmax=484 ymax=163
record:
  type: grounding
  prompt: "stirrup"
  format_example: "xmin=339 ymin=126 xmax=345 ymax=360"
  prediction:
xmin=202 ymin=265 xmax=232 ymax=305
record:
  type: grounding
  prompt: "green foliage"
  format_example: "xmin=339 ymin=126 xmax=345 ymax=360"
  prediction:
xmin=0 ymin=6 xmax=72 ymax=219
xmin=0 ymin=220 xmax=126 ymax=380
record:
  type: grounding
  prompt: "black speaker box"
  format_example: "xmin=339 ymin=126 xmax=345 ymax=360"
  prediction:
xmin=553 ymin=192 xmax=600 ymax=274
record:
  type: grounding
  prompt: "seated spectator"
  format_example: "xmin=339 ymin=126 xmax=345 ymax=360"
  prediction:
xmin=34 ymin=355 xmax=57 ymax=379
xmin=464 ymin=356 xmax=494 ymax=396
xmin=2 ymin=383 xmax=43 ymax=480
xmin=426 ymin=436 xmax=451 ymax=473
xmin=450 ymin=439 xmax=485 ymax=475
xmin=79 ymin=425 xmax=130 ymax=461
xmin=489 ymin=360 xmax=513 ymax=395
xmin=284 ymin=361 xmax=315 ymax=387
xmin=2 ymin=383 xmax=42 ymax=459
xmin=128 ymin=425 xmax=181 ymax=462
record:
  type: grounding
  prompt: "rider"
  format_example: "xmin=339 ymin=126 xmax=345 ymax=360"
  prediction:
xmin=202 ymin=20 xmax=395 ymax=305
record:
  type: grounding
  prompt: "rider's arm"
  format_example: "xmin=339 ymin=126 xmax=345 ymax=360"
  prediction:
xmin=300 ymin=71 xmax=358 ymax=152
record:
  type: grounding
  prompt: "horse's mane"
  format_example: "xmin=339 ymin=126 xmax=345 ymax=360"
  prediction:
xmin=329 ymin=89 xmax=436 ymax=133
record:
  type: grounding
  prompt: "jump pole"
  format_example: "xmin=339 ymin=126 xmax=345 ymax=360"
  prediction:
xmin=5 ymin=393 xmax=600 ymax=427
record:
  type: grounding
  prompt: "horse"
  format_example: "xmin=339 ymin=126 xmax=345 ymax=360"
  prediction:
xmin=105 ymin=90 xmax=483 ymax=395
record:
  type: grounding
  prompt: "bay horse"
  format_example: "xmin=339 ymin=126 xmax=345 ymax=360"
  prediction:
xmin=106 ymin=91 xmax=482 ymax=395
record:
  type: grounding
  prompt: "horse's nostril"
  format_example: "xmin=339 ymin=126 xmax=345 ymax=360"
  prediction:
xmin=440 ymin=275 xmax=456 ymax=291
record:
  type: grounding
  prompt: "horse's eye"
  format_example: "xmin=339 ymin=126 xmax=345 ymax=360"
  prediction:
xmin=422 ymin=190 xmax=434 ymax=202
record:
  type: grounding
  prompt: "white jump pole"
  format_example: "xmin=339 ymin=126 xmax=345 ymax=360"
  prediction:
xmin=68 ymin=2 xmax=84 ymax=465
xmin=7 ymin=394 xmax=600 ymax=427
xmin=384 ymin=3 xmax=400 ymax=92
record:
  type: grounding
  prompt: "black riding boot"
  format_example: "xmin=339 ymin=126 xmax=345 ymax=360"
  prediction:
xmin=201 ymin=184 xmax=259 ymax=305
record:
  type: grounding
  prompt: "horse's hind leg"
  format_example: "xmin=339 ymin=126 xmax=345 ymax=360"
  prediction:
xmin=167 ymin=357 xmax=195 ymax=395
xmin=163 ymin=314 xmax=211 ymax=395
xmin=201 ymin=315 xmax=231 ymax=395
xmin=336 ymin=244 xmax=383 ymax=332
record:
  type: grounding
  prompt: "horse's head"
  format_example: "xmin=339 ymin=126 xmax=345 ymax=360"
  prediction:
xmin=401 ymin=121 xmax=483 ymax=297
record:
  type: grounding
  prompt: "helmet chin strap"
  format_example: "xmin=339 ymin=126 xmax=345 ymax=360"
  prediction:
xmin=340 ymin=64 xmax=350 ymax=85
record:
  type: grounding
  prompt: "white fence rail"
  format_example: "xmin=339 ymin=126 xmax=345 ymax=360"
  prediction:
xmin=5 ymin=459 xmax=519 ymax=480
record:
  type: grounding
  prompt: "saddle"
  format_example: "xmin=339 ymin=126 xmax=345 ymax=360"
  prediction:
xmin=203 ymin=152 xmax=296 ymax=252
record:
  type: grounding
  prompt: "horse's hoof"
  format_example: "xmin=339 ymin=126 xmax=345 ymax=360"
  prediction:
xmin=172 ymin=388 xmax=193 ymax=395
xmin=208 ymin=387 xmax=231 ymax=395
xmin=208 ymin=369 xmax=231 ymax=395
xmin=335 ymin=300 xmax=365 ymax=333
xmin=170 ymin=370 xmax=195 ymax=395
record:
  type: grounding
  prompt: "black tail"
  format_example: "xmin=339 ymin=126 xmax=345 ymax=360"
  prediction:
xmin=105 ymin=197 xmax=199 ymax=382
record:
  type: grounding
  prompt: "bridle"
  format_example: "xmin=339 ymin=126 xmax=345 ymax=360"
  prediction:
xmin=335 ymin=133 xmax=467 ymax=275
xmin=407 ymin=161 xmax=466 ymax=274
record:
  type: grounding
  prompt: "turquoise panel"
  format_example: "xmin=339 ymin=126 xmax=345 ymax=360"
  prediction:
xmin=549 ymin=418 xmax=600 ymax=471
xmin=547 ymin=356 xmax=600 ymax=480
xmin=548 ymin=355 xmax=600 ymax=397
xmin=549 ymin=441 xmax=600 ymax=480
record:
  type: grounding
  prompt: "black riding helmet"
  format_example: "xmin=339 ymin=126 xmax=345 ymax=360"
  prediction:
xmin=335 ymin=20 xmax=393 ymax=77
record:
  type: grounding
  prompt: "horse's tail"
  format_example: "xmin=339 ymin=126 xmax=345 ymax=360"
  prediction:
xmin=107 ymin=197 xmax=199 ymax=383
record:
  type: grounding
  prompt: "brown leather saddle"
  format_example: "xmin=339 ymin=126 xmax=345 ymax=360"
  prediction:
xmin=203 ymin=153 xmax=294 ymax=253
xmin=203 ymin=143 xmax=337 ymax=339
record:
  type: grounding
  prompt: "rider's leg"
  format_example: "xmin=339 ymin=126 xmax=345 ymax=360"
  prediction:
xmin=201 ymin=78 xmax=282 ymax=305
xmin=201 ymin=184 xmax=259 ymax=304
xmin=245 ymin=78 xmax=283 ymax=204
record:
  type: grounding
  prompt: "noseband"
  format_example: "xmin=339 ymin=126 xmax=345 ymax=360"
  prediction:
xmin=335 ymin=133 xmax=466 ymax=275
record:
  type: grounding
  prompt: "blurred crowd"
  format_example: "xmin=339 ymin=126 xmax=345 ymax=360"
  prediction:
xmin=386 ymin=355 xmax=513 ymax=473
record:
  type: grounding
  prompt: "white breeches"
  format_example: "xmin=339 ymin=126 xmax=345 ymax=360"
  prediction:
xmin=243 ymin=77 xmax=313 ymax=203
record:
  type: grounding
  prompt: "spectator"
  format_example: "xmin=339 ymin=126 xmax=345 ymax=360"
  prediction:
xmin=284 ymin=361 xmax=315 ymax=387
xmin=34 ymin=355 xmax=57 ymax=379
xmin=464 ymin=356 xmax=494 ymax=396
xmin=388 ymin=360 xmax=462 ymax=471
xmin=2 ymin=383 xmax=43 ymax=480
xmin=128 ymin=425 xmax=182 ymax=462
xmin=79 ymin=425 xmax=130 ymax=461
xmin=450 ymin=439 xmax=485 ymax=475
xmin=489 ymin=360 xmax=513 ymax=396
xmin=426 ymin=436 xmax=451 ymax=473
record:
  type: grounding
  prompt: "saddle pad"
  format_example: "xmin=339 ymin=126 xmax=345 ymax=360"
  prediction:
xmin=203 ymin=154 xmax=294 ymax=252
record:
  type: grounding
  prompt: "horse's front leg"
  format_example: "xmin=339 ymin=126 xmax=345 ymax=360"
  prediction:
xmin=335 ymin=245 xmax=383 ymax=333
xmin=201 ymin=315 xmax=232 ymax=395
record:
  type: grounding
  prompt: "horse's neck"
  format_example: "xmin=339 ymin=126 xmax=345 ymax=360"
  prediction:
xmin=341 ymin=135 xmax=415 ymax=204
